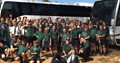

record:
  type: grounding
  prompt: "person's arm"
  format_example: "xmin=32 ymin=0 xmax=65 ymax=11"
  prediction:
xmin=82 ymin=42 xmax=89 ymax=50
xmin=84 ymin=36 xmax=90 ymax=40
xmin=50 ymin=37 xmax=52 ymax=46
xmin=63 ymin=50 xmax=67 ymax=56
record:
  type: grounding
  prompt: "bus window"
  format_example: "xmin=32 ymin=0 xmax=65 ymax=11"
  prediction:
xmin=92 ymin=0 xmax=117 ymax=26
xmin=3 ymin=2 xmax=12 ymax=9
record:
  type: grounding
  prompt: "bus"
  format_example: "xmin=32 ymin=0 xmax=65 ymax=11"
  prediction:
xmin=92 ymin=0 xmax=120 ymax=46
xmin=0 ymin=0 xmax=93 ymax=22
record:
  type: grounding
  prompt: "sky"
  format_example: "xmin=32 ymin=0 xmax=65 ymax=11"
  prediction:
xmin=49 ymin=0 xmax=96 ymax=3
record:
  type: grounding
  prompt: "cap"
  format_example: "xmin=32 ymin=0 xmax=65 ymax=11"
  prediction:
xmin=66 ymin=38 xmax=70 ymax=41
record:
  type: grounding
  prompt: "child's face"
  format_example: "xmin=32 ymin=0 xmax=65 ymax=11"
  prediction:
xmin=34 ymin=42 xmax=38 ymax=47
xmin=71 ymin=49 xmax=75 ymax=54
xmin=66 ymin=40 xmax=69 ymax=45
xmin=39 ymin=28 xmax=42 ymax=32
xmin=12 ymin=37 xmax=16 ymax=42
xmin=63 ymin=29 xmax=66 ymax=33
xmin=80 ymin=38 xmax=85 ymax=43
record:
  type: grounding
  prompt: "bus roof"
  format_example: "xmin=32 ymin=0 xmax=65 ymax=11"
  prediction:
xmin=1 ymin=0 xmax=93 ymax=7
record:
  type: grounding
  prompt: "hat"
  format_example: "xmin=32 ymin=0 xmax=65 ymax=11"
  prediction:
xmin=66 ymin=38 xmax=70 ymax=41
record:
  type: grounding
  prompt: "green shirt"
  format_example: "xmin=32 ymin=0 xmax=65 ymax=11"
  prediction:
xmin=97 ymin=29 xmax=106 ymax=36
xmin=17 ymin=45 xmax=28 ymax=55
xmin=10 ymin=41 xmax=15 ymax=46
xmin=90 ymin=28 xmax=97 ymax=38
xmin=50 ymin=30 xmax=59 ymax=40
xmin=63 ymin=44 xmax=73 ymax=54
xmin=81 ymin=31 xmax=90 ymax=38
xmin=30 ymin=46 xmax=41 ymax=56
xmin=24 ymin=26 xmax=36 ymax=37
xmin=82 ymin=40 xmax=90 ymax=50
xmin=62 ymin=33 xmax=70 ymax=41
xmin=0 ymin=45 xmax=8 ymax=53
xmin=35 ymin=31 xmax=44 ymax=41
xmin=43 ymin=32 xmax=51 ymax=42
xmin=71 ymin=29 xmax=79 ymax=38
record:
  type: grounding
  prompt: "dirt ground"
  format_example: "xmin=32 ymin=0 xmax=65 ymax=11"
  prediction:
xmin=0 ymin=48 xmax=120 ymax=63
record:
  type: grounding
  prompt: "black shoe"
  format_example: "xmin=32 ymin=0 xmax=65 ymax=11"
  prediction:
xmin=103 ymin=52 xmax=107 ymax=56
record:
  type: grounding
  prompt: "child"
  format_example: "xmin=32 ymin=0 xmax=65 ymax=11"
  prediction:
xmin=30 ymin=40 xmax=42 ymax=63
xmin=63 ymin=38 xmax=73 ymax=56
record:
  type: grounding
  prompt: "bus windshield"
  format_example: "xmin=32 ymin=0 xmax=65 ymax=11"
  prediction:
xmin=92 ymin=0 xmax=117 ymax=26
xmin=1 ymin=1 xmax=92 ymax=18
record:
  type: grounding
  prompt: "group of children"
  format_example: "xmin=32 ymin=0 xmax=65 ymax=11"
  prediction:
xmin=0 ymin=17 xmax=109 ymax=63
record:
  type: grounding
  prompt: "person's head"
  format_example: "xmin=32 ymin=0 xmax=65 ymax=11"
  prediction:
xmin=65 ymin=38 xmax=70 ymax=45
xmin=48 ymin=17 xmax=52 ymax=23
xmin=84 ymin=26 xmax=89 ymax=31
xmin=13 ymin=21 xmax=17 ymax=26
xmin=0 ymin=17 xmax=4 ymax=22
xmin=71 ymin=49 xmax=76 ymax=54
xmin=63 ymin=28 xmax=67 ymax=33
xmin=39 ymin=27 xmax=43 ymax=32
xmin=12 ymin=35 xmax=17 ymax=42
xmin=45 ymin=27 xmax=49 ymax=33
xmin=45 ymin=22 xmax=49 ymax=27
xmin=21 ymin=39 xmax=26 ymax=46
xmin=28 ymin=20 xmax=32 ymax=25
xmin=102 ymin=22 xmax=106 ymax=27
xmin=33 ymin=40 xmax=38 ymax=47
xmin=35 ymin=19 xmax=39 ymax=23
xmin=52 ymin=25 xmax=56 ymax=30
xmin=80 ymin=37 xmax=86 ymax=43
xmin=99 ymin=25 xmax=103 ymax=30
xmin=73 ymin=25 xmax=77 ymax=30
xmin=90 ymin=23 xmax=94 ymax=28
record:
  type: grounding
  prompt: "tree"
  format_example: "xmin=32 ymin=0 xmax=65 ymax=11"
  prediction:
xmin=43 ymin=0 xmax=49 ymax=2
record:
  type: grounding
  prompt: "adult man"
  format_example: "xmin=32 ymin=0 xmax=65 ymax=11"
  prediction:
xmin=10 ymin=21 xmax=19 ymax=36
xmin=65 ymin=49 xmax=79 ymax=63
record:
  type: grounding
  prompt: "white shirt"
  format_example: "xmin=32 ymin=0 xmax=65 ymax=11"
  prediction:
xmin=10 ymin=26 xmax=19 ymax=36
xmin=67 ymin=54 xmax=75 ymax=63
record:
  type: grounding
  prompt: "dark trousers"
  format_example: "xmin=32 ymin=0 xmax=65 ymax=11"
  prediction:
xmin=51 ymin=52 xmax=66 ymax=63
xmin=79 ymin=47 xmax=90 ymax=61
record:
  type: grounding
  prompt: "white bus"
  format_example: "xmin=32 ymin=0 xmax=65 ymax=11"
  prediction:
xmin=92 ymin=0 xmax=120 ymax=46
xmin=0 ymin=0 xmax=93 ymax=22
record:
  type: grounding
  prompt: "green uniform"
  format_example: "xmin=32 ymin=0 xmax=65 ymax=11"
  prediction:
xmin=78 ymin=28 xmax=83 ymax=34
xmin=63 ymin=44 xmax=73 ymax=54
xmin=0 ymin=23 xmax=10 ymax=44
xmin=10 ymin=41 xmax=15 ymax=46
xmin=35 ymin=31 xmax=44 ymax=42
xmin=82 ymin=40 xmax=90 ymax=50
xmin=50 ymin=30 xmax=59 ymax=40
xmin=71 ymin=29 xmax=79 ymax=38
xmin=62 ymin=33 xmax=70 ymax=41
xmin=24 ymin=26 xmax=36 ymax=37
xmin=0 ymin=45 xmax=8 ymax=53
xmin=81 ymin=31 xmax=90 ymax=38
xmin=30 ymin=46 xmax=41 ymax=56
xmin=17 ymin=45 xmax=28 ymax=55
xmin=43 ymin=32 xmax=51 ymax=42
xmin=97 ymin=29 xmax=106 ymax=37
xmin=90 ymin=28 xmax=97 ymax=38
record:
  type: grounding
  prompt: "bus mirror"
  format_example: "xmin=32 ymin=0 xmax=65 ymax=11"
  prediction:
xmin=111 ymin=19 xmax=114 ymax=25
